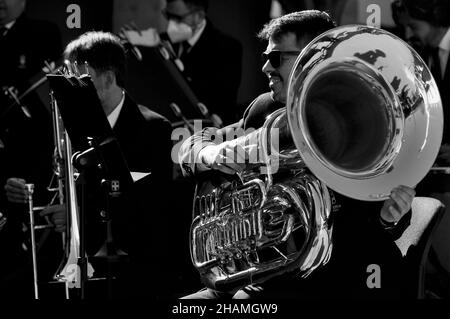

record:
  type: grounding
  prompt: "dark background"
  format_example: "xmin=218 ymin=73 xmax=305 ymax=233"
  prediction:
xmin=24 ymin=0 xmax=398 ymax=119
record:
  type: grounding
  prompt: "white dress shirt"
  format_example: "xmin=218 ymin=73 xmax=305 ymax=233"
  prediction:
xmin=187 ymin=19 xmax=206 ymax=49
xmin=438 ymin=27 xmax=450 ymax=77
xmin=107 ymin=91 xmax=125 ymax=129
xmin=1 ymin=20 xmax=16 ymax=36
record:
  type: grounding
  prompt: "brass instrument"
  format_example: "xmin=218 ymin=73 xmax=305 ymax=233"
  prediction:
xmin=49 ymin=63 xmax=94 ymax=297
xmin=24 ymin=183 xmax=56 ymax=299
xmin=190 ymin=25 xmax=443 ymax=292
xmin=23 ymin=62 xmax=95 ymax=298
xmin=24 ymin=85 xmax=75 ymax=300
xmin=25 ymin=183 xmax=39 ymax=299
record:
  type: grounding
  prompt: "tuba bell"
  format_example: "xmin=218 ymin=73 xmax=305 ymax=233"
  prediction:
xmin=189 ymin=25 xmax=443 ymax=292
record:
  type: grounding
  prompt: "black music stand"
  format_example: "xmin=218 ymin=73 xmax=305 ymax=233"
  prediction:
xmin=47 ymin=74 xmax=133 ymax=299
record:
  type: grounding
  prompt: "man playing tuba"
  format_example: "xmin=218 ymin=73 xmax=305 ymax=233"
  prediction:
xmin=179 ymin=10 xmax=416 ymax=299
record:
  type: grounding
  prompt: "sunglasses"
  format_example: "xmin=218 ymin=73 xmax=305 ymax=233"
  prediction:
xmin=162 ymin=9 xmax=198 ymax=22
xmin=261 ymin=50 xmax=300 ymax=68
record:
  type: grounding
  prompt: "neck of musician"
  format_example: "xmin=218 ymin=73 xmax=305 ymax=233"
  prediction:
xmin=103 ymin=85 xmax=124 ymax=116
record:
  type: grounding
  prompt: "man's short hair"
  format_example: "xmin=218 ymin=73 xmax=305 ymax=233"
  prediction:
xmin=64 ymin=31 xmax=126 ymax=87
xmin=257 ymin=10 xmax=336 ymax=45
xmin=392 ymin=0 xmax=450 ymax=27
xmin=166 ymin=0 xmax=208 ymax=11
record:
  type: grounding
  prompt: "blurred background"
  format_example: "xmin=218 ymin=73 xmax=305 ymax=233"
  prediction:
xmin=26 ymin=0 xmax=399 ymax=118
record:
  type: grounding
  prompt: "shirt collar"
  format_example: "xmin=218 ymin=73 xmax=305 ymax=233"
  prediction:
xmin=439 ymin=27 xmax=450 ymax=52
xmin=1 ymin=20 xmax=16 ymax=36
xmin=4 ymin=20 xmax=16 ymax=29
xmin=107 ymin=91 xmax=125 ymax=128
xmin=188 ymin=19 xmax=206 ymax=47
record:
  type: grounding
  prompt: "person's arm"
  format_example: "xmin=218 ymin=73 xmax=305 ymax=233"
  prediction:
xmin=377 ymin=185 xmax=415 ymax=240
xmin=178 ymin=127 xmax=218 ymax=177
xmin=178 ymin=119 xmax=245 ymax=177
xmin=334 ymin=185 xmax=415 ymax=241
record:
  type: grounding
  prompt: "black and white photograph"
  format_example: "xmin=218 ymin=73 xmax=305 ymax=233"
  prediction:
xmin=0 ymin=0 xmax=449 ymax=314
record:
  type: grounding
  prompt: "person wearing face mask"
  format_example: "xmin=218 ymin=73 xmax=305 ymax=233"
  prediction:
xmin=0 ymin=0 xmax=62 ymax=298
xmin=162 ymin=0 xmax=243 ymax=126
xmin=178 ymin=10 xmax=416 ymax=299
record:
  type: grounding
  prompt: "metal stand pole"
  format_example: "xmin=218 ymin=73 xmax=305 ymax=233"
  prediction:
xmin=26 ymin=183 xmax=39 ymax=300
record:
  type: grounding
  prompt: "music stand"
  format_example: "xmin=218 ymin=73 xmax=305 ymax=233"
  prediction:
xmin=46 ymin=73 xmax=133 ymax=299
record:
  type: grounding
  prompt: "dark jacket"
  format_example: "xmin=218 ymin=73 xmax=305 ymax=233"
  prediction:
xmin=81 ymin=93 xmax=173 ymax=257
xmin=0 ymin=14 xmax=61 ymax=286
xmin=181 ymin=20 xmax=243 ymax=125
xmin=79 ymin=93 xmax=173 ymax=298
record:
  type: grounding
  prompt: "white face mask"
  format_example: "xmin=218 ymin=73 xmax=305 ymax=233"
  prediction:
xmin=167 ymin=19 xmax=193 ymax=43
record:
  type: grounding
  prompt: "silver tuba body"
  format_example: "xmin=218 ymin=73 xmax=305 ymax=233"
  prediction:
xmin=190 ymin=25 xmax=443 ymax=292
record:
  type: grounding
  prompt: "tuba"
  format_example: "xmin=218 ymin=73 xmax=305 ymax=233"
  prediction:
xmin=190 ymin=25 xmax=443 ymax=292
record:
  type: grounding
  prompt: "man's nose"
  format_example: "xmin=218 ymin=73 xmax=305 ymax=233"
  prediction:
xmin=262 ymin=59 xmax=274 ymax=75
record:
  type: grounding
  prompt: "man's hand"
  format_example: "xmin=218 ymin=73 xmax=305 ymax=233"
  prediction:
xmin=40 ymin=204 xmax=67 ymax=233
xmin=380 ymin=185 xmax=415 ymax=224
xmin=195 ymin=120 xmax=261 ymax=175
xmin=4 ymin=178 xmax=29 ymax=204
xmin=437 ymin=144 xmax=450 ymax=164
xmin=197 ymin=143 xmax=251 ymax=175
xmin=0 ymin=213 xmax=7 ymax=232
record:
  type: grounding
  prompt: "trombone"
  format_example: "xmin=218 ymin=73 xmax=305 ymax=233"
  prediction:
xmin=25 ymin=183 xmax=39 ymax=299
xmin=23 ymin=91 xmax=69 ymax=300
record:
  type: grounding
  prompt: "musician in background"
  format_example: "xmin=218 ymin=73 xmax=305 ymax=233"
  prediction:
xmin=179 ymin=10 xmax=416 ymax=299
xmin=392 ymin=0 xmax=450 ymax=191
xmin=392 ymin=0 xmax=450 ymax=164
xmin=0 ymin=0 xmax=61 ymax=298
xmin=41 ymin=31 xmax=173 ymax=299
xmin=162 ymin=0 xmax=243 ymax=125
xmin=392 ymin=0 xmax=450 ymax=298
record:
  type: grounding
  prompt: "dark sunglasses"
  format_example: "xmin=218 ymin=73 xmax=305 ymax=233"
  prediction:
xmin=161 ymin=9 xmax=198 ymax=22
xmin=261 ymin=50 xmax=300 ymax=68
